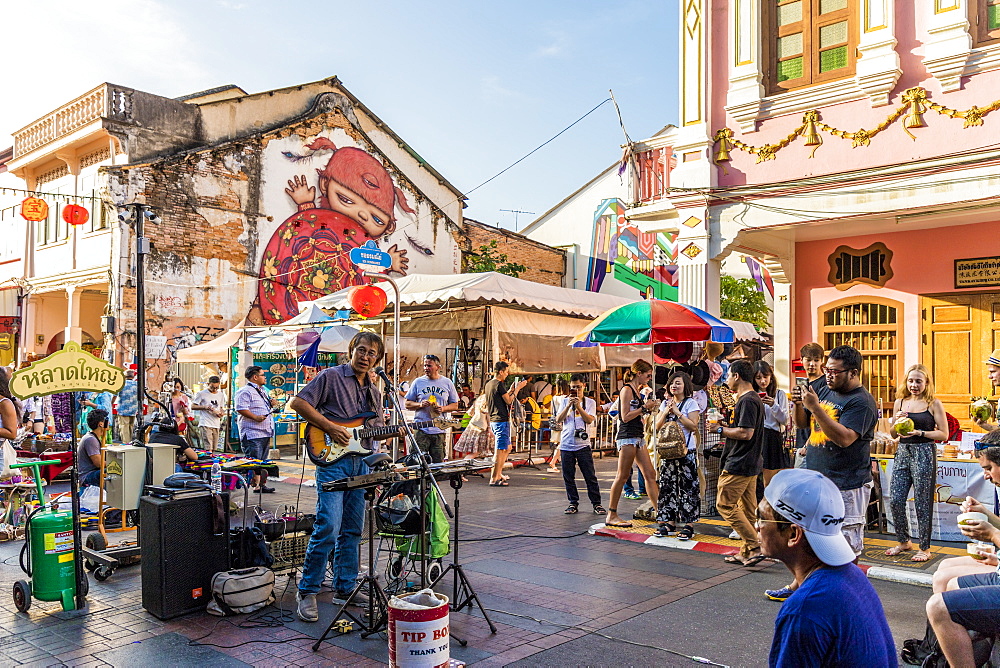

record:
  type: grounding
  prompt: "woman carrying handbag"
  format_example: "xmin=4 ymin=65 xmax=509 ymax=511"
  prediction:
xmin=653 ymin=371 xmax=701 ymax=540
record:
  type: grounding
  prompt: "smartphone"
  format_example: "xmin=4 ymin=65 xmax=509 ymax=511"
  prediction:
xmin=795 ymin=377 xmax=809 ymax=389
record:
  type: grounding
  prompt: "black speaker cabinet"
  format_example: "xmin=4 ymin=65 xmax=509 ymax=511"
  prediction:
xmin=139 ymin=492 xmax=230 ymax=620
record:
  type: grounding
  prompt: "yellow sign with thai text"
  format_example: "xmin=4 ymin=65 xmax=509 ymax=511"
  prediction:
xmin=956 ymin=256 xmax=1000 ymax=289
xmin=10 ymin=341 xmax=125 ymax=399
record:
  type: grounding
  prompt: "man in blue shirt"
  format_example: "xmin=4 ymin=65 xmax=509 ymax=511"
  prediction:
xmin=760 ymin=469 xmax=896 ymax=667
xmin=404 ymin=354 xmax=459 ymax=463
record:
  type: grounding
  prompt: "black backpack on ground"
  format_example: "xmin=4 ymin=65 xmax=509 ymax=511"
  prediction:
xmin=901 ymin=621 xmax=995 ymax=667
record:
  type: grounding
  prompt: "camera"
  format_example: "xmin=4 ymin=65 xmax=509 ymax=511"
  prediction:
xmin=575 ymin=429 xmax=589 ymax=441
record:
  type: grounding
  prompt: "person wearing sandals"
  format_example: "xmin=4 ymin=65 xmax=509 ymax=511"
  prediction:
xmin=555 ymin=375 xmax=605 ymax=516
xmin=714 ymin=360 xmax=766 ymax=567
xmin=547 ymin=379 xmax=570 ymax=473
xmin=653 ymin=371 xmax=701 ymax=540
xmin=605 ymin=360 xmax=660 ymax=528
xmin=884 ymin=364 xmax=947 ymax=564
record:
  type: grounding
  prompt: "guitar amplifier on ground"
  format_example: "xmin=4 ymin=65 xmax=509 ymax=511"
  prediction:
xmin=140 ymin=490 xmax=230 ymax=620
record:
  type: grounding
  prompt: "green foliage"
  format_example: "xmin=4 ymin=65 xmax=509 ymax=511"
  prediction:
xmin=719 ymin=275 xmax=771 ymax=330
xmin=465 ymin=239 xmax=527 ymax=277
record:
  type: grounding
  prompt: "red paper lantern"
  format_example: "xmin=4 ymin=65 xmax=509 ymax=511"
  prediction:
xmin=348 ymin=285 xmax=387 ymax=318
xmin=62 ymin=204 xmax=89 ymax=226
xmin=20 ymin=197 xmax=48 ymax=222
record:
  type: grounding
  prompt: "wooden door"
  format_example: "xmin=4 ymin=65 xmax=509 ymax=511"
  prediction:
xmin=922 ymin=293 xmax=1000 ymax=429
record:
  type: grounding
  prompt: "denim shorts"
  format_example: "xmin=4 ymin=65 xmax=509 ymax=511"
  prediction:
xmin=944 ymin=572 xmax=1000 ymax=633
xmin=242 ymin=436 xmax=270 ymax=460
xmin=490 ymin=421 xmax=510 ymax=450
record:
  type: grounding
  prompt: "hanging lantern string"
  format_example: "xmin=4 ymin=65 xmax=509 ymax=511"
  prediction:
xmin=1 ymin=186 xmax=101 ymax=202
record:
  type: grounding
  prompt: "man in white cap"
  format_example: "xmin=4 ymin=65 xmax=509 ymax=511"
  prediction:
xmin=759 ymin=469 xmax=896 ymax=667
xmin=972 ymin=348 xmax=1000 ymax=432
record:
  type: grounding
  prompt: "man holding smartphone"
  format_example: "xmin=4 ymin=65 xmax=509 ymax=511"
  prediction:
xmin=554 ymin=374 xmax=605 ymax=515
xmin=483 ymin=362 xmax=528 ymax=486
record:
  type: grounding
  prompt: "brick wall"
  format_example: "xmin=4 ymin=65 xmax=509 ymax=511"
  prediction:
xmin=460 ymin=219 xmax=566 ymax=286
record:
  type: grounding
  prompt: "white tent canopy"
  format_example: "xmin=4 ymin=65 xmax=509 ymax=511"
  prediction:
xmin=174 ymin=318 xmax=249 ymax=363
xmin=304 ymin=271 xmax=635 ymax=318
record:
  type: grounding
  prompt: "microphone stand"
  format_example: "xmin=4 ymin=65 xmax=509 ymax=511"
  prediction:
xmin=375 ymin=366 xmax=453 ymax=590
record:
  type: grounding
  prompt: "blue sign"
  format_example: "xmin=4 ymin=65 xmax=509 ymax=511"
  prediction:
xmin=349 ymin=240 xmax=392 ymax=269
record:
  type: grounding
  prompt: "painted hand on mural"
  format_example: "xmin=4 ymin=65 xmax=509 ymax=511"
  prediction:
xmin=386 ymin=244 xmax=409 ymax=274
xmin=285 ymin=175 xmax=316 ymax=207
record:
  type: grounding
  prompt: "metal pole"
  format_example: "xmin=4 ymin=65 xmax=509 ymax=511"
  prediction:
xmin=364 ymin=272 xmax=400 ymax=460
xmin=69 ymin=393 xmax=85 ymax=610
xmin=133 ymin=204 xmax=148 ymax=447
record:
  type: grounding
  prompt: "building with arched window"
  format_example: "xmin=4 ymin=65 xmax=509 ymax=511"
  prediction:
xmin=656 ymin=0 xmax=1000 ymax=425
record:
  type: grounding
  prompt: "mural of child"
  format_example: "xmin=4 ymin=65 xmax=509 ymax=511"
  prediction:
xmin=256 ymin=137 xmax=416 ymax=324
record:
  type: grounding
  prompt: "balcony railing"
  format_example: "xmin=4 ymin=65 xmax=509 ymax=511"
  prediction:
xmin=12 ymin=84 xmax=133 ymax=159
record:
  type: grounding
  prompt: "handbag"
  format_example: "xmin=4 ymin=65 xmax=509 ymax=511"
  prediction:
xmin=656 ymin=416 xmax=688 ymax=460
xmin=206 ymin=567 xmax=275 ymax=616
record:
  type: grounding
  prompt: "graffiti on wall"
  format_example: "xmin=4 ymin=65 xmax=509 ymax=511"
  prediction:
xmin=256 ymin=130 xmax=453 ymax=324
xmin=586 ymin=199 xmax=678 ymax=300
xmin=165 ymin=324 xmax=226 ymax=362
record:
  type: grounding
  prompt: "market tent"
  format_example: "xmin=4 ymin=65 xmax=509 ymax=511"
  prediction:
xmin=248 ymin=324 xmax=361 ymax=354
xmin=723 ymin=319 xmax=765 ymax=342
xmin=174 ymin=318 xmax=249 ymax=363
xmin=305 ymin=271 xmax=634 ymax=317
xmin=303 ymin=272 xmax=639 ymax=374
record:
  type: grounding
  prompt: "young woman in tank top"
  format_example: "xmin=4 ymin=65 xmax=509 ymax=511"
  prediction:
xmin=0 ymin=368 xmax=20 ymax=472
xmin=885 ymin=364 xmax=948 ymax=562
xmin=604 ymin=360 xmax=660 ymax=528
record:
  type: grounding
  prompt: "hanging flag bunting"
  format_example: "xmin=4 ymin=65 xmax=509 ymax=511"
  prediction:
xmin=743 ymin=255 xmax=775 ymax=299
xmin=20 ymin=197 xmax=48 ymax=222
xmin=62 ymin=204 xmax=90 ymax=226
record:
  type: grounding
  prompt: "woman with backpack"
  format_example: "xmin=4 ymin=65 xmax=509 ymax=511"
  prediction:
xmin=653 ymin=371 xmax=701 ymax=540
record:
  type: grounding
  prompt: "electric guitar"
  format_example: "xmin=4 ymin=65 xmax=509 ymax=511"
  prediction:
xmin=305 ymin=413 xmax=461 ymax=467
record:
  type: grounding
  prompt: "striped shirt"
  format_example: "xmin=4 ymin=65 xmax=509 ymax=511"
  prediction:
xmin=235 ymin=382 xmax=274 ymax=439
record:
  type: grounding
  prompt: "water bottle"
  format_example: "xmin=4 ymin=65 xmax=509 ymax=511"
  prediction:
xmin=211 ymin=461 xmax=222 ymax=493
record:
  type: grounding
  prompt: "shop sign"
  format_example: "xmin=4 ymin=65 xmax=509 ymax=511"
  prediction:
xmin=10 ymin=341 xmax=125 ymax=399
xmin=20 ymin=197 xmax=48 ymax=222
xmin=349 ymin=240 xmax=392 ymax=269
xmin=955 ymin=256 xmax=1000 ymax=289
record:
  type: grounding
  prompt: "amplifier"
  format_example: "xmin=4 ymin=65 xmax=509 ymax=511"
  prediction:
xmin=139 ymin=492 xmax=230 ymax=620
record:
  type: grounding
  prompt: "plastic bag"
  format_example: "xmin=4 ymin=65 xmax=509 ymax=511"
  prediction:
xmin=80 ymin=484 xmax=105 ymax=512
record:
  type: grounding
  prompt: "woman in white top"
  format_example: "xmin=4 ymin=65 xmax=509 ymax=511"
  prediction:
xmin=547 ymin=379 xmax=569 ymax=473
xmin=754 ymin=361 xmax=789 ymax=485
xmin=652 ymin=371 xmax=701 ymax=540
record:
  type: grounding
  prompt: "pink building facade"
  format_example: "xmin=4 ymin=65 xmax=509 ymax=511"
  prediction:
xmin=653 ymin=0 xmax=1000 ymax=422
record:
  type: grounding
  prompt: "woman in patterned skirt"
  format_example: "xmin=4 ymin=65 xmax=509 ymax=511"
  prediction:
xmin=653 ymin=371 xmax=702 ymax=540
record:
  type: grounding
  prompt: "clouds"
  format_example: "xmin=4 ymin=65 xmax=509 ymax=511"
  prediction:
xmin=1 ymin=0 xmax=208 ymax=144
xmin=534 ymin=30 xmax=570 ymax=58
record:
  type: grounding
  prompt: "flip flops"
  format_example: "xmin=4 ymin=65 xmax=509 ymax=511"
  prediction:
xmin=743 ymin=554 xmax=767 ymax=568
xmin=723 ymin=555 xmax=744 ymax=565
xmin=605 ymin=521 xmax=633 ymax=528
xmin=488 ymin=480 xmax=509 ymax=487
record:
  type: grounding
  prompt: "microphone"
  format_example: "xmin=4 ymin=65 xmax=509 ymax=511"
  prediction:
xmin=373 ymin=366 xmax=393 ymax=386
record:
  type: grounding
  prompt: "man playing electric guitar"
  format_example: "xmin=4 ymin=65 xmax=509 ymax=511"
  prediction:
xmin=290 ymin=331 xmax=402 ymax=622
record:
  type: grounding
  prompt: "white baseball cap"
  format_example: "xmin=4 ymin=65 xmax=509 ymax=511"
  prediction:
xmin=763 ymin=469 xmax=855 ymax=567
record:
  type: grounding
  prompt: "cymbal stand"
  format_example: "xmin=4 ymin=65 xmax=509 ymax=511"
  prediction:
xmin=431 ymin=473 xmax=496 ymax=641
xmin=312 ymin=486 xmax=390 ymax=649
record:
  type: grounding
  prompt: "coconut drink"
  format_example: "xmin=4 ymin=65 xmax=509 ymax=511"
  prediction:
xmin=895 ymin=417 xmax=915 ymax=436
xmin=971 ymin=398 xmax=994 ymax=422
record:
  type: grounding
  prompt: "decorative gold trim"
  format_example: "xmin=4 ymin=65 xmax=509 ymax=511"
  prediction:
xmin=934 ymin=0 xmax=959 ymax=13
xmin=713 ymin=86 xmax=999 ymax=164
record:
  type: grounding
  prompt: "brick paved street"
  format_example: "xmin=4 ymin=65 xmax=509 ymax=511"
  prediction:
xmin=0 ymin=455 xmax=929 ymax=667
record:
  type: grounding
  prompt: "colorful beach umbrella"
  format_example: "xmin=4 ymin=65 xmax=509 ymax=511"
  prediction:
xmin=571 ymin=299 xmax=735 ymax=346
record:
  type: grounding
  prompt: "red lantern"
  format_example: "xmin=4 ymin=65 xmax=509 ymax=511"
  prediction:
xmin=348 ymin=285 xmax=387 ymax=318
xmin=62 ymin=204 xmax=89 ymax=226
xmin=20 ymin=197 xmax=48 ymax=222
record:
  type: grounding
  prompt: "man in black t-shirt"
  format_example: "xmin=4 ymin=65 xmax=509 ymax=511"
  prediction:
xmin=713 ymin=360 xmax=765 ymax=566
xmin=793 ymin=344 xmax=878 ymax=557
xmin=483 ymin=361 xmax=528 ymax=486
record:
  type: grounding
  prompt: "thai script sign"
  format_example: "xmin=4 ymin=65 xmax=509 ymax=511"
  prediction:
xmin=956 ymin=256 xmax=1000 ymax=289
xmin=10 ymin=341 xmax=125 ymax=398
xmin=349 ymin=240 xmax=393 ymax=269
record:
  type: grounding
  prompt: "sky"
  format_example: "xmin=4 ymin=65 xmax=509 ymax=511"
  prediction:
xmin=1 ymin=0 xmax=679 ymax=231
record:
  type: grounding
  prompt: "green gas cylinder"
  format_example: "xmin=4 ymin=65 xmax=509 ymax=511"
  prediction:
xmin=28 ymin=506 xmax=77 ymax=611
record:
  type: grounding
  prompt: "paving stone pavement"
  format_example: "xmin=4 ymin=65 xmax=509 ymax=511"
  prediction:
xmin=0 ymin=454 xmax=929 ymax=667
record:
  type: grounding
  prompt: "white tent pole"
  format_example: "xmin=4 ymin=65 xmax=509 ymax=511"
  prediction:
xmin=366 ymin=271 xmax=401 ymax=460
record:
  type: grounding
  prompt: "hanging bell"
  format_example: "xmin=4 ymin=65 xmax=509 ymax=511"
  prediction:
xmin=904 ymin=106 xmax=925 ymax=129
xmin=713 ymin=129 xmax=733 ymax=163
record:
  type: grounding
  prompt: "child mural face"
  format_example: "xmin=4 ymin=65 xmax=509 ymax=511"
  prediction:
xmin=321 ymin=177 xmax=393 ymax=239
